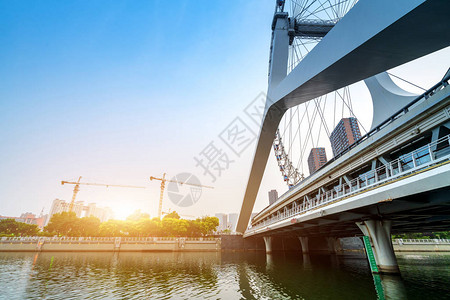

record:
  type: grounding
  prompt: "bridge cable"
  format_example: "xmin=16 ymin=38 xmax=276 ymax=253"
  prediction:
xmin=335 ymin=88 xmax=368 ymax=134
xmin=387 ymin=72 xmax=427 ymax=91
xmin=315 ymin=96 xmax=330 ymax=138
xmin=288 ymin=103 xmax=310 ymax=158
xmin=299 ymin=100 xmax=321 ymax=165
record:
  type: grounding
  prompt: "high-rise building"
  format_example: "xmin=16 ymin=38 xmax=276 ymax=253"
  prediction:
xmin=330 ymin=117 xmax=362 ymax=156
xmin=46 ymin=199 xmax=113 ymax=225
xmin=268 ymin=190 xmax=278 ymax=205
xmin=215 ymin=213 xmax=228 ymax=232
xmin=228 ymin=213 xmax=239 ymax=232
xmin=307 ymin=147 xmax=328 ymax=175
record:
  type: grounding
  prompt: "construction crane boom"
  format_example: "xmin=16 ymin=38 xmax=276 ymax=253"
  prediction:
xmin=150 ymin=176 xmax=214 ymax=189
xmin=61 ymin=176 xmax=146 ymax=212
xmin=61 ymin=181 xmax=145 ymax=189
xmin=150 ymin=173 xmax=213 ymax=219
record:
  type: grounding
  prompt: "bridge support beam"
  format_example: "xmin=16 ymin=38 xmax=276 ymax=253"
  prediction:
xmin=357 ymin=220 xmax=400 ymax=274
xmin=263 ymin=236 xmax=273 ymax=253
xmin=298 ymin=237 xmax=309 ymax=253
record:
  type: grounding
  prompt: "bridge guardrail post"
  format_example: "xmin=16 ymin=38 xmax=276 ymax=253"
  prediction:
xmin=36 ymin=237 xmax=45 ymax=251
xmin=114 ymin=237 xmax=121 ymax=251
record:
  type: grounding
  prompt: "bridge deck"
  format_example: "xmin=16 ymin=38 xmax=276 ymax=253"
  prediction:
xmin=246 ymin=80 xmax=450 ymax=238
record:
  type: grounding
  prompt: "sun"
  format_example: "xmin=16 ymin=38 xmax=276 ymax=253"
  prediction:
xmin=108 ymin=203 xmax=136 ymax=220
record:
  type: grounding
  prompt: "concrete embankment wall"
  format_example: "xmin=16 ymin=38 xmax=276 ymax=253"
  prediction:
xmin=0 ymin=237 xmax=221 ymax=252
xmin=2 ymin=237 xmax=449 ymax=253
xmin=220 ymin=235 xmax=265 ymax=251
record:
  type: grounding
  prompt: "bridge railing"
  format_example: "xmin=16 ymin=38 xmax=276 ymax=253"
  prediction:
xmin=393 ymin=239 xmax=450 ymax=245
xmin=0 ymin=236 xmax=219 ymax=243
xmin=251 ymin=134 xmax=450 ymax=231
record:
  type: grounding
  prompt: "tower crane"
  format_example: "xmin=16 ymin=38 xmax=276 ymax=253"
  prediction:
xmin=150 ymin=173 xmax=214 ymax=219
xmin=61 ymin=176 xmax=146 ymax=212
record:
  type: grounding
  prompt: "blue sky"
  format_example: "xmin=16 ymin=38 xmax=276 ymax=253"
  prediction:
xmin=1 ymin=0 xmax=449 ymax=220
xmin=0 ymin=0 xmax=276 ymax=219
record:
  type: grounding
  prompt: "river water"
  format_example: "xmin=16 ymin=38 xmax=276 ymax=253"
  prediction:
xmin=0 ymin=251 xmax=448 ymax=299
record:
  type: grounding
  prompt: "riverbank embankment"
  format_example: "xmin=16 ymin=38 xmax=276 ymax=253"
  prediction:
xmin=1 ymin=236 xmax=449 ymax=252
xmin=0 ymin=237 xmax=220 ymax=252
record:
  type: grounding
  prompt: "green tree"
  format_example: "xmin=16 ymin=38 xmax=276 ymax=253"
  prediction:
xmin=0 ymin=219 xmax=39 ymax=236
xmin=200 ymin=216 xmax=219 ymax=235
xmin=77 ymin=216 xmax=101 ymax=236
xmin=44 ymin=212 xmax=79 ymax=236
xmin=41 ymin=212 xmax=220 ymax=237
xmin=161 ymin=218 xmax=189 ymax=236
xmin=163 ymin=211 xmax=180 ymax=220
xmin=432 ymin=231 xmax=450 ymax=239
xmin=186 ymin=220 xmax=203 ymax=237
xmin=44 ymin=212 xmax=101 ymax=237
xmin=392 ymin=231 xmax=450 ymax=239
xmin=138 ymin=218 xmax=161 ymax=236
xmin=124 ymin=220 xmax=142 ymax=236
xmin=99 ymin=220 xmax=126 ymax=236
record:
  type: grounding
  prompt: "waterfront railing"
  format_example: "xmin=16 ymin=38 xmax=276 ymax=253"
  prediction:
xmin=0 ymin=236 xmax=220 ymax=243
xmin=393 ymin=239 xmax=450 ymax=245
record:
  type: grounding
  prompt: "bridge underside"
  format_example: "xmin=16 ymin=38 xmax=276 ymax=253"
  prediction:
xmin=249 ymin=187 xmax=450 ymax=239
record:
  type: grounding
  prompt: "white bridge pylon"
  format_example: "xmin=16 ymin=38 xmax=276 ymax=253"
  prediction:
xmin=236 ymin=0 xmax=450 ymax=233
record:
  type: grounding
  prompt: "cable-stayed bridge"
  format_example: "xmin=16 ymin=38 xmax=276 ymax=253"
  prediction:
xmin=236 ymin=0 xmax=450 ymax=274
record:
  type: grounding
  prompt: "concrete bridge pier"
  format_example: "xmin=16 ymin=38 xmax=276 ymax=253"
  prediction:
xmin=298 ymin=237 xmax=309 ymax=253
xmin=357 ymin=220 xmax=400 ymax=274
xmin=325 ymin=237 xmax=339 ymax=254
xmin=263 ymin=236 xmax=273 ymax=253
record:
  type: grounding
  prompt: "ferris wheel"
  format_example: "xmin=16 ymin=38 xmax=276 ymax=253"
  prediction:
xmin=270 ymin=0 xmax=422 ymax=189
xmin=282 ymin=0 xmax=359 ymax=74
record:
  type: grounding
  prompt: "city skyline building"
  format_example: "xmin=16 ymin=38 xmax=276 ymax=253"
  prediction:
xmin=215 ymin=212 xmax=258 ymax=233
xmin=329 ymin=117 xmax=362 ymax=156
xmin=307 ymin=147 xmax=328 ymax=175
xmin=228 ymin=213 xmax=238 ymax=232
xmin=214 ymin=213 xmax=228 ymax=232
xmin=46 ymin=199 xmax=113 ymax=225
xmin=268 ymin=190 xmax=278 ymax=205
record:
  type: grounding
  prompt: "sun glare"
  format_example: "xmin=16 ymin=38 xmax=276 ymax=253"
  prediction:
xmin=109 ymin=203 xmax=137 ymax=220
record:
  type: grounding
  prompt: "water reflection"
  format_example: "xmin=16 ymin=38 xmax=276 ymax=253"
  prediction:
xmin=302 ymin=254 xmax=312 ymax=269
xmin=0 ymin=251 xmax=448 ymax=299
xmin=266 ymin=254 xmax=274 ymax=270
xmin=377 ymin=274 xmax=407 ymax=300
